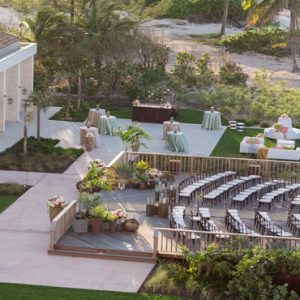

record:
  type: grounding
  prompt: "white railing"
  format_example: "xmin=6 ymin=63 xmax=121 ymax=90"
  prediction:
xmin=153 ymin=227 xmax=300 ymax=257
xmin=49 ymin=200 xmax=77 ymax=250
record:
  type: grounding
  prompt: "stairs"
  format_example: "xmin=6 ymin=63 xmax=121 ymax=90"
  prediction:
xmin=48 ymin=245 xmax=156 ymax=263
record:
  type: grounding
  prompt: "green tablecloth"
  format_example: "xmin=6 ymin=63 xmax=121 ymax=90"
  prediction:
xmin=99 ymin=116 xmax=118 ymax=135
xmin=201 ymin=111 xmax=222 ymax=130
xmin=166 ymin=131 xmax=189 ymax=153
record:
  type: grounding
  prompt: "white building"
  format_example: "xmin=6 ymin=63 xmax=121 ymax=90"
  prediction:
xmin=0 ymin=32 xmax=37 ymax=132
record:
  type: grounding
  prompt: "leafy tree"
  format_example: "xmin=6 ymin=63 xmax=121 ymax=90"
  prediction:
xmin=243 ymin=0 xmax=300 ymax=72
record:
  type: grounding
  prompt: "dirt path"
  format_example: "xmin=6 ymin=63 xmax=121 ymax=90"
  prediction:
xmin=143 ymin=19 xmax=300 ymax=87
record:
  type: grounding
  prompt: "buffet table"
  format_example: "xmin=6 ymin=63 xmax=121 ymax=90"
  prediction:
xmin=132 ymin=104 xmax=177 ymax=123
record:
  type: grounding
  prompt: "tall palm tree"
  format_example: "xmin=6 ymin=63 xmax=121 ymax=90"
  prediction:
xmin=25 ymin=90 xmax=52 ymax=141
xmin=22 ymin=102 xmax=34 ymax=155
xmin=220 ymin=0 xmax=230 ymax=36
xmin=243 ymin=0 xmax=300 ymax=72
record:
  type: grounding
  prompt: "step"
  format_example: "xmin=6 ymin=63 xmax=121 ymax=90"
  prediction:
xmin=49 ymin=249 xmax=156 ymax=263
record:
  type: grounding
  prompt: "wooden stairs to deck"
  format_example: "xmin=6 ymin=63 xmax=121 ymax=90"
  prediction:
xmin=48 ymin=245 xmax=156 ymax=263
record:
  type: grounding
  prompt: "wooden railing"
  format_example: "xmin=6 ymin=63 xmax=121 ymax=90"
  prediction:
xmin=152 ymin=227 xmax=300 ymax=257
xmin=107 ymin=151 xmax=126 ymax=168
xmin=49 ymin=200 xmax=77 ymax=250
xmin=123 ymin=151 xmax=300 ymax=181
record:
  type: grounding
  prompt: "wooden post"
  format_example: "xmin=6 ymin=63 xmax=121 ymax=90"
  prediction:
xmin=152 ymin=228 xmax=159 ymax=258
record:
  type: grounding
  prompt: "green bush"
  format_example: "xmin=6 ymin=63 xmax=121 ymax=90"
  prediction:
xmin=261 ymin=122 xmax=270 ymax=128
xmin=245 ymin=119 xmax=260 ymax=126
xmin=219 ymin=25 xmax=289 ymax=57
xmin=0 ymin=184 xmax=28 ymax=196
xmin=218 ymin=61 xmax=248 ymax=85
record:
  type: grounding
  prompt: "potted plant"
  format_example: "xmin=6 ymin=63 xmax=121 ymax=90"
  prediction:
xmin=121 ymin=218 xmax=140 ymax=232
xmin=115 ymin=162 xmax=134 ymax=188
xmin=106 ymin=212 xmax=118 ymax=233
xmin=77 ymin=162 xmax=113 ymax=193
xmin=91 ymin=205 xmax=108 ymax=234
xmin=73 ymin=212 xmax=88 ymax=233
xmin=135 ymin=160 xmax=150 ymax=189
xmin=115 ymin=123 xmax=152 ymax=152
xmin=47 ymin=196 xmax=66 ymax=221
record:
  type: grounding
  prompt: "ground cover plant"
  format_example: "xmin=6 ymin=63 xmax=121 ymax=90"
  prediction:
xmin=0 ymin=184 xmax=29 ymax=214
xmin=0 ymin=137 xmax=83 ymax=173
xmin=0 ymin=283 xmax=187 ymax=300
xmin=143 ymin=246 xmax=300 ymax=299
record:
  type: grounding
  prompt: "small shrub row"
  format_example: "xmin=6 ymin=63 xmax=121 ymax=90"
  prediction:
xmin=0 ymin=184 xmax=28 ymax=196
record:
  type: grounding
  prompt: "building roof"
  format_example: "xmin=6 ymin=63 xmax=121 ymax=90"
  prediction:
xmin=0 ymin=32 xmax=19 ymax=49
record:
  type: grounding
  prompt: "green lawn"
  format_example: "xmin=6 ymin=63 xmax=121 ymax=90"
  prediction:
xmin=0 ymin=283 xmax=187 ymax=300
xmin=211 ymin=128 xmax=264 ymax=158
xmin=189 ymin=33 xmax=221 ymax=46
xmin=0 ymin=195 xmax=18 ymax=214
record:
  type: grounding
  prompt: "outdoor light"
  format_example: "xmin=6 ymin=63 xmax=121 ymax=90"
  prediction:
xmin=7 ymin=97 xmax=13 ymax=105
xmin=19 ymin=86 xmax=28 ymax=95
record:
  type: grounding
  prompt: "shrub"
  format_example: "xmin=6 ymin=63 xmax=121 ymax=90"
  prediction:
xmin=245 ymin=119 xmax=260 ymax=126
xmin=219 ymin=25 xmax=289 ymax=57
xmin=218 ymin=62 xmax=248 ymax=85
xmin=261 ymin=122 xmax=270 ymax=128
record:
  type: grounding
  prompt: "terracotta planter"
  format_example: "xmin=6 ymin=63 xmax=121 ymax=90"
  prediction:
xmin=121 ymin=219 xmax=140 ymax=232
xmin=91 ymin=218 xmax=103 ymax=234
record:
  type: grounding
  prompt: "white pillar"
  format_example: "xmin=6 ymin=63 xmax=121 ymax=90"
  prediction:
xmin=5 ymin=64 xmax=20 ymax=122
xmin=19 ymin=56 xmax=34 ymax=111
xmin=0 ymin=72 xmax=5 ymax=131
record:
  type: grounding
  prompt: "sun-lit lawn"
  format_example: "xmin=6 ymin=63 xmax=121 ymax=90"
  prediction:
xmin=0 ymin=283 xmax=187 ymax=300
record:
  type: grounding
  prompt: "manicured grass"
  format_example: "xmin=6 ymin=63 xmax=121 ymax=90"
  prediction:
xmin=0 ymin=137 xmax=83 ymax=173
xmin=211 ymin=128 xmax=264 ymax=158
xmin=0 ymin=283 xmax=187 ymax=300
xmin=0 ymin=195 xmax=19 ymax=214
xmin=0 ymin=183 xmax=29 ymax=213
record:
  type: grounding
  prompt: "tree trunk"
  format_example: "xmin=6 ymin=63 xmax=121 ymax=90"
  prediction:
xmin=66 ymin=78 xmax=72 ymax=118
xmin=220 ymin=0 xmax=229 ymax=36
xmin=77 ymin=71 xmax=81 ymax=109
xmin=70 ymin=0 xmax=75 ymax=22
xmin=24 ymin=122 xmax=28 ymax=155
xmin=290 ymin=7 xmax=300 ymax=72
xmin=37 ymin=107 xmax=41 ymax=141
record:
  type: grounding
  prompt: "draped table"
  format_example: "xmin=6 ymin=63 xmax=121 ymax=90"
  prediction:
xmin=86 ymin=108 xmax=106 ymax=127
xmin=166 ymin=131 xmax=189 ymax=153
xmin=201 ymin=111 xmax=222 ymax=130
xmin=80 ymin=126 xmax=98 ymax=150
xmin=162 ymin=121 xmax=181 ymax=140
xmin=99 ymin=116 xmax=118 ymax=136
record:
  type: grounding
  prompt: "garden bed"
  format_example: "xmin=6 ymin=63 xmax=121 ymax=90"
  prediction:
xmin=0 ymin=137 xmax=83 ymax=173
xmin=0 ymin=184 xmax=29 ymax=214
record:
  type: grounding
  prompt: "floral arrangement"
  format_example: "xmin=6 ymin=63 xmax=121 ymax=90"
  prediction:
xmin=111 ymin=209 xmax=128 ymax=219
xmin=47 ymin=196 xmax=66 ymax=209
xmin=148 ymin=168 xmax=163 ymax=179
xmin=88 ymin=159 xmax=106 ymax=170
xmin=281 ymin=114 xmax=289 ymax=118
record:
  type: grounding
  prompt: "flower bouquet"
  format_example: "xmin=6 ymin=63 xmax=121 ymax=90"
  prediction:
xmin=111 ymin=209 xmax=128 ymax=220
xmin=47 ymin=196 xmax=66 ymax=221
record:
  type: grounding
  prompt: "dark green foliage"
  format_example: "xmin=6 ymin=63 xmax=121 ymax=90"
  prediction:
xmin=0 ymin=137 xmax=83 ymax=173
xmin=261 ymin=122 xmax=271 ymax=128
xmin=219 ymin=25 xmax=289 ymax=57
xmin=218 ymin=62 xmax=248 ymax=85
xmin=244 ymin=119 xmax=260 ymax=126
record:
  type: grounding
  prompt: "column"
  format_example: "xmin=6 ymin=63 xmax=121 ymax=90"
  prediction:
xmin=5 ymin=64 xmax=20 ymax=122
xmin=19 ymin=56 xmax=34 ymax=111
xmin=0 ymin=72 xmax=5 ymax=131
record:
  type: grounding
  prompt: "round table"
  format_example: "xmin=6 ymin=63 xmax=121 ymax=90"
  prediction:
xmin=99 ymin=116 xmax=118 ymax=136
xmin=166 ymin=131 xmax=189 ymax=153
xmin=80 ymin=126 xmax=98 ymax=149
xmin=201 ymin=111 xmax=222 ymax=130
xmin=86 ymin=108 xmax=106 ymax=127
xmin=162 ymin=121 xmax=180 ymax=140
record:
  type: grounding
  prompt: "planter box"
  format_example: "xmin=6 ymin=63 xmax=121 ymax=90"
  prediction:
xmin=73 ymin=218 xmax=88 ymax=233
xmin=273 ymin=275 xmax=300 ymax=294
xmin=158 ymin=203 xmax=169 ymax=218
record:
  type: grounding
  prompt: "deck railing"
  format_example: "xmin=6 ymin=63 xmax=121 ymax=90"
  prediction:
xmin=153 ymin=227 xmax=300 ymax=257
xmin=49 ymin=200 xmax=77 ymax=250
xmin=122 ymin=151 xmax=300 ymax=181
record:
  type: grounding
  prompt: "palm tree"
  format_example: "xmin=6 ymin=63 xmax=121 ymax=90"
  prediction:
xmin=220 ymin=0 xmax=230 ymax=36
xmin=25 ymin=90 xmax=52 ymax=141
xmin=23 ymin=102 xmax=34 ymax=155
xmin=243 ymin=0 xmax=300 ymax=72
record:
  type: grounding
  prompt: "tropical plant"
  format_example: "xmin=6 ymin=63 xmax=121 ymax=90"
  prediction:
xmin=25 ymin=90 xmax=52 ymax=141
xmin=91 ymin=205 xmax=108 ymax=219
xmin=22 ymin=101 xmax=34 ymax=155
xmin=218 ymin=61 xmax=248 ymax=85
xmin=243 ymin=0 xmax=300 ymax=71
xmin=115 ymin=162 xmax=134 ymax=180
xmin=115 ymin=123 xmax=152 ymax=152
xmin=79 ymin=192 xmax=102 ymax=214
